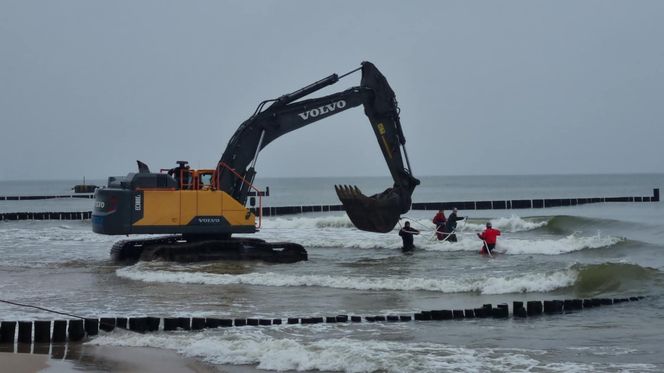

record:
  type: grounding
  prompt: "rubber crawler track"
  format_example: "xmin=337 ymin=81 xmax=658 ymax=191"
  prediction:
xmin=110 ymin=236 xmax=307 ymax=264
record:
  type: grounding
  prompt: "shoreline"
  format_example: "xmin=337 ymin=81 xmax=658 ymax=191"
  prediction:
xmin=0 ymin=345 xmax=223 ymax=373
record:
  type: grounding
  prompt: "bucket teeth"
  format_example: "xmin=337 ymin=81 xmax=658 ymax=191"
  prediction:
xmin=334 ymin=184 xmax=363 ymax=199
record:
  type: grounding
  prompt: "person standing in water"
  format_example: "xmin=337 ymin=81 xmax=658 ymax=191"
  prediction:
xmin=477 ymin=222 xmax=501 ymax=254
xmin=432 ymin=209 xmax=447 ymax=240
xmin=399 ymin=221 xmax=420 ymax=252
xmin=444 ymin=208 xmax=465 ymax=242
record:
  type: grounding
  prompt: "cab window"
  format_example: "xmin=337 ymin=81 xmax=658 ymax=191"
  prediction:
xmin=199 ymin=173 xmax=213 ymax=190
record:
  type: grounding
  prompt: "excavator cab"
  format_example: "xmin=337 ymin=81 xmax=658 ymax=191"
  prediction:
xmin=165 ymin=163 xmax=215 ymax=191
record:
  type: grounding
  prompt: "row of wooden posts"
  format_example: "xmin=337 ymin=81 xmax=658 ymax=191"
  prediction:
xmin=257 ymin=188 xmax=660 ymax=216
xmin=0 ymin=296 xmax=644 ymax=346
xmin=0 ymin=194 xmax=94 ymax=201
xmin=0 ymin=189 xmax=658 ymax=221
xmin=0 ymin=211 xmax=92 ymax=221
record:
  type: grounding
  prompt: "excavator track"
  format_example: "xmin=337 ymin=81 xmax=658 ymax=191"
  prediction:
xmin=110 ymin=236 xmax=307 ymax=264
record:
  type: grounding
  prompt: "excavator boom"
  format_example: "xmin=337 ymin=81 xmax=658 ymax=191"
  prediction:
xmin=217 ymin=62 xmax=419 ymax=232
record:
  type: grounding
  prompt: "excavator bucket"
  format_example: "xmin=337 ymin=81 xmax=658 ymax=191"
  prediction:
xmin=335 ymin=184 xmax=411 ymax=233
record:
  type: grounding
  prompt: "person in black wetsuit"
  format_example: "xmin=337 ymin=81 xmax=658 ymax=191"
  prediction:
xmin=444 ymin=207 xmax=465 ymax=242
xmin=399 ymin=221 xmax=420 ymax=252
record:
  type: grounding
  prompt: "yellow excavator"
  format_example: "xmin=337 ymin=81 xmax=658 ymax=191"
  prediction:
xmin=92 ymin=62 xmax=419 ymax=263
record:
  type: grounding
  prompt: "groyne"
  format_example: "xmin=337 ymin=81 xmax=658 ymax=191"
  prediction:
xmin=257 ymin=187 xmax=659 ymax=216
xmin=0 ymin=194 xmax=94 ymax=201
xmin=0 ymin=296 xmax=645 ymax=347
xmin=411 ymin=187 xmax=660 ymax=212
xmin=0 ymin=188 xmax=658 ymax=221
xmin=0 ymin=212 xmax=92 ymax=221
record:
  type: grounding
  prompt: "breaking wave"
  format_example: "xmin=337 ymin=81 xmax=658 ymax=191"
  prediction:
xmin=260 ymin=214 xmax=546 ymax=233
xmin=497 ymin=233 xmax=623 ymax=255
xmin=117 ymin=262 xmax=659 ymax=297
xmin=534 ymin=215 xmax=634 ymax=235
xmin=116 ymin=264 xmax=577 ymax=294
xmin=399 ymin=214 xmax=547 ymax=234
xmin=261 ymin=215 xmax=356 ymax=230
xmin=572 ymin=262 xmax=661 ymax=297
xmin=90 ymin=328 xmax=659 ymax=373
xmin=416 ymin=232 xmax=623 ymax=255
xmin=255 ymin=215 xmax=597 ymax=251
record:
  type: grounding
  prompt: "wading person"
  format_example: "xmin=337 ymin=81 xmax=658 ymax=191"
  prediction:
xmin=432 ymin=209 xmax=447 ymax=240
xmin=399 ymin=221 xmax=420 ymax=252
xmin=444 ymin=208 xmax=465 ymax=242
xmin=477 ymin=222 xmax=501 ymax=255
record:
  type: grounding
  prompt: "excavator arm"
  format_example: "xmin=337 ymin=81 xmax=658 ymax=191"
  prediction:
xmin=217 ymin=62 xmax=420 ymax=233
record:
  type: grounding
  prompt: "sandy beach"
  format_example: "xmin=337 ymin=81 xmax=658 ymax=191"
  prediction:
xmin=1 ymin=345 xmax=220 ymax=373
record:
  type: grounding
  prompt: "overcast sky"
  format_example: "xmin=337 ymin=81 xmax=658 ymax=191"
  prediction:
xmin=1 ymin=1 xmax=663 ymax=181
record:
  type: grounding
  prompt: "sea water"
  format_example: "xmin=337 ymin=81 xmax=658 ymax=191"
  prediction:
xmin=0 ymin=174 xmax=663 ymax=372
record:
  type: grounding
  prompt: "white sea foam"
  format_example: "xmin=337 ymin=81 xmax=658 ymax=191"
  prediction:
xmin=260 ymin=214 xmax=544 ymax=233
xmin=461 ymin=215 xmax=548 ymax=233
xmin=254 ymin=215 xmax=558 ymax=251
xmin=88 ymin=331 xmax=502 ymax=372
xmin=89 ymin=330 xmax=658 ymax=372
xmin=407 ymin=231 xmax=622 ymax=256
xmin=401 ymin=214 xmax=547 ymax=233
xmin=116 ymin=264 xmax=577 ymax=294
xmin=260 ymin=214 xmax=355 ymax=230
xmin=0 ymin=222 xmax=119 ymax=243
xmin=498 ymin=233 xmax=622 ymax=255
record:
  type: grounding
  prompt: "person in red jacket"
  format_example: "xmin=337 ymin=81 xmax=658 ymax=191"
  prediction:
xmin=432 ymin=209 xmax=447 ymax=240
xmin=477 ymin=222 xmax=501 ymax=254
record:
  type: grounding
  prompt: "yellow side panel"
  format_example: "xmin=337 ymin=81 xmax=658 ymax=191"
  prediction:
xmin=221 ymin=193 xmax=255 ymax=226
xmin=135 ymin=189 xmax=256 ymax=228
xmin=180 ymin=190 xmax=198 ymax=225
xmin=196 ymin=190 xmax=223 ymax=217
xmin=135 ymin=190 xmax=180 ymax=226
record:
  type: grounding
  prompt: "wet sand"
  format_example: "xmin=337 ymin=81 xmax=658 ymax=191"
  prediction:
xmin=1 ymin=345 xmax=221 ymax=373
xmin=1 ymin=352 xmax=48 ymax=372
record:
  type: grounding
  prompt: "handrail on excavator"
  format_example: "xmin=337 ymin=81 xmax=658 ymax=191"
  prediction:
xmin=216 ymin=161 xmax=263 ymax=229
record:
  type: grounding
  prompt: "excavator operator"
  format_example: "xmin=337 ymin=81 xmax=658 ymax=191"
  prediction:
xmin=168 ymin=161 xmax=191 ymax=190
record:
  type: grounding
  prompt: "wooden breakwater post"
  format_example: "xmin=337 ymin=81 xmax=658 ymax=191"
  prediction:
xmin=99 ymin=318 xmax=116 ymax=332
xmin=17 ymin=321 xmax=32 ymax=344
xmin=53 ymin=320 xmax=67 ymax=342
xmin=0 ymin=321 xmax=16 ymax=344
xmin=68 ymin=320 xmax=85 ymax=342
xmin=33 ymin=321 xmax=51 ymax=343
xmin=163 ymin=317 xmax=179 ymax=331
